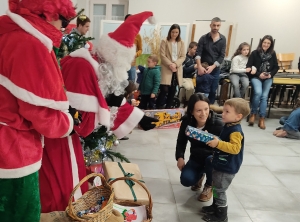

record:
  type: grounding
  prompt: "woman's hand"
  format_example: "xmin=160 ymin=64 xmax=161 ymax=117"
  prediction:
xmin=259 ymin=73 xmax=271 ymax=79
xmin=169 ymin=63 xmax=177 ymax=72
xmin=251 ymin=69 xmax=257 ymax=75
xmin=206 ymin=136 xmax=219 ymax=148
xmin=246 ymin=68 xmax=251 ymax=73
xmin=177 ymin=158 xmax=185 ymax=171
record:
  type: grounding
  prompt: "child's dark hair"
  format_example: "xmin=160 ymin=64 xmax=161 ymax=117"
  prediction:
xmin=148 ymin=54 xmax=159 ymax=64
xmin=76 ymin=15 xmax=90 ymax=27
xmin=231 ymin=42 xmax=250 ymax=60
xmin=124 ymin=80 xmax=137 ymax=99
xmin=224 ymin=98 xmax=250 ymax=118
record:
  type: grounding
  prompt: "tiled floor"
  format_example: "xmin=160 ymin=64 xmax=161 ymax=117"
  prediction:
xmin=116 ymin=118 xmax=300 ymax=222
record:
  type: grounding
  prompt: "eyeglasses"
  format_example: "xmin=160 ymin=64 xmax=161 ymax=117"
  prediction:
xmin=78 ymin=15 xmax=87 ymax=21
xmin=59 ymin=15 xmax=70 ymax=28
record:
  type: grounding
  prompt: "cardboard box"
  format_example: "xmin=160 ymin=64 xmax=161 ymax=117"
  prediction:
xmin=103 ymin=162 xmax=149 ymax=205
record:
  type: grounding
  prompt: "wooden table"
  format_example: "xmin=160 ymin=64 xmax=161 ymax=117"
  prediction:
xmin=267 ymin=78 xmax=300 ymax=117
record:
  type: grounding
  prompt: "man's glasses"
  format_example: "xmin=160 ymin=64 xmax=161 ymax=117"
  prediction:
xmin=59 ymin=15 xmax=70 ymax=28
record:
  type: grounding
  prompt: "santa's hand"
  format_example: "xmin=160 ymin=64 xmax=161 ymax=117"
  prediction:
xmin=138 ymin=115 xmax=158 ymax=131
xmin=106 ymin=94 xmax=124 ymax=107
xmin=68 ymin=105 xmax=82 ymax=126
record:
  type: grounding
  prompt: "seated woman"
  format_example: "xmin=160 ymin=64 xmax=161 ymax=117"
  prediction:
xmin=273 ymin=99 xmax=300 ymax=139
xmin=246 ymin=35 xmax=279 ymax=129
xmin=176 ymin=93 xmax=223 ymax=202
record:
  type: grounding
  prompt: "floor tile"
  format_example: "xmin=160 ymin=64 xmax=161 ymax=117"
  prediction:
xmin=172 ymin=184 xmax=206 ymax=214
xmin=232 ymin=166 xmax=282 ymax=187
xmin=232 ymin=184 xmax=300 ymax=213
xmin=143 ymin=178 xmax=175 ymax=204
xmin=178 ymin=212 xmax=206 ymax=222
xmin=247 ymin=143 xmax=298 ymax=156
xmin=117 ymin=145 xmax=164 ymax=161
xmin=273 ymin=172 xmax=300 ymax=193
xmin=247 ymin=210 xmax=300 ymax=222
xmin=130 ymin=159 xmax=169 ymax=179
xmin=241 ymin=151 xmax=264 ymax=166
xmin=152 ymin=202 xmax=180 ymax=222
xmin=166 ymin=164 xmax=181 ymax=185
xmin=257 ymin=156 xmax=300 ymax=172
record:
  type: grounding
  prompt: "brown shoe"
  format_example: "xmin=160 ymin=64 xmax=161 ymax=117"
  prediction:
xmin=258 ymin=117 xmax=266 ymax=130
xmin=248 ymin=114 xmax=256 ymax=126
xmin=198 ymin=184 xmax=213 ymax=202
xmin=191 ymin=174 xmax=205 ymax=191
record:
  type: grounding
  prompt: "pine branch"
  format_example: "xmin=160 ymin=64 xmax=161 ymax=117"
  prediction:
xmin=70 ymin=8 xmax=85 ymax=21
xmin=106 ymin=150 xmax=130 ymax=163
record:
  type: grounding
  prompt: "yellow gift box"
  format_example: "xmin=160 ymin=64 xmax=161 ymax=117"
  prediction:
xmin=103 ymin=162 xmax=149 ymax=205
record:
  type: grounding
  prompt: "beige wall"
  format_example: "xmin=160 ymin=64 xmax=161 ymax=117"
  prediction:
xmin=129 ymin=0 xmax=300 ymax=68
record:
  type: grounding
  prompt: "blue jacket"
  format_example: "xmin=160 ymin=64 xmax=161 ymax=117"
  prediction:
xmin=196 ymin=74 xmax=214 ymax=94
xmin=212 ymin=123 xmax=244 ymax=174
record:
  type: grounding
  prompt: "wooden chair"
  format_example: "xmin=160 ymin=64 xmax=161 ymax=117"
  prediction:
xmin=277 ymin=53 xmax=295 ymax=72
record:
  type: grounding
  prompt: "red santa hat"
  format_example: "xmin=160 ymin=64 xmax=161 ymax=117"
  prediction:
xmin=96 ymin=11 xmax=155 ymax=82
xmin=9 ymin=0 xmax=76 ymax=21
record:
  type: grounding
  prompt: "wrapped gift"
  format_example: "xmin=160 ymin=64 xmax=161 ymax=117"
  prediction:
xmin=103 ymin=162 xmax=149 ymax=205
xmin=113 ymin=203 xmax=147 ymax=222
xmin=185 ymin=125 xmax=219 ymax=143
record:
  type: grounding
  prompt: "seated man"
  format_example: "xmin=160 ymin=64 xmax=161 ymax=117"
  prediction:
xmin=273 ymin=99 xmax=300 ymax=139
xmin=179 ymin=42 xmax=198 ymax=105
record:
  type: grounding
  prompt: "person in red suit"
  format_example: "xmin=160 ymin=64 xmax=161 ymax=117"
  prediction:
xmin=39 ymin=11 xmax=158 ymax=213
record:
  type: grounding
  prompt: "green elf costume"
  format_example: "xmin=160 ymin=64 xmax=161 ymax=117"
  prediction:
xmin=0 ymin=0 xmax=76 ymax=221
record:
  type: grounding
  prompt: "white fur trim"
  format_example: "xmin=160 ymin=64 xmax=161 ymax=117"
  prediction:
xmin=148 ymin=16 xmax=156 ymax=24
xmin=67 ymin=136 xmax=82 ymax=200
xmin=0 ymin=160 xmax=41 ymax=178
xmin=0 ymin=74 xmax=69 ymax=111
xmin=69 ymin=48 xmax=100 ymax=79
xmin=6 ymin=10 xmax=53 ymax=52
xmin=113 ymin=107 xmax=144 ymax=139
xmin=66 ymin=91 xmax=110 ymax=128
xmin=61 ymin=112 xmax=74 ymax=138
xmin=97 ymin=34 xmax=136 ymax=82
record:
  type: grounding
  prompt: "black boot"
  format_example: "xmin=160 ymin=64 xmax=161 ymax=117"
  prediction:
xmin=201 ymin=199 xmax=217 ymax=214
xmin=203 ymin=206 xmax=228 ymax=222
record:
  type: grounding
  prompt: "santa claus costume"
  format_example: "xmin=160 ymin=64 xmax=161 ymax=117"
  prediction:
xmin=0 ymin=0 xmax=76 ymax=221
xmin=39 ymin=11 xmax=157 ymax=213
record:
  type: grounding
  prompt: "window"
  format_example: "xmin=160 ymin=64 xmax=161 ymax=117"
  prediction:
xmin=90 ymin=0 xmax=128 ymax=44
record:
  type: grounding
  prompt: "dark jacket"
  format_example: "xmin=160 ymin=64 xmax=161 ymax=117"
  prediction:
xmin=196 ymin=32 xmax=226 ymax=67
xmin=246 ymin=50 xmax=279 ymax=79
xmin=212 ymin=123 xmax=244 ymax=174
xmin=183 ymin=54 xmax=196 ymax=78
xmin=139 ymin=66 xmax=161 ymax=95
xmin=176 ymin=110 xmax=224 ymax=168
xmin=196 ymin=74 xmax=214 ymax=94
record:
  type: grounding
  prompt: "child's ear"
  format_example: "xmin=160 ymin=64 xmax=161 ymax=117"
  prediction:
xmin=237 ymin=113 xmax=243 ymax=120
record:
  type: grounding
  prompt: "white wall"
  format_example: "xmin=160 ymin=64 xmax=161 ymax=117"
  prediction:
xmin=129 ymin=0 xmax=300 ymax=68
xmin=0 ymin=1 xmax=8 ymax=15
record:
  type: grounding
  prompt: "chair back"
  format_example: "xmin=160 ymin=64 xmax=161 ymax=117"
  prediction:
xmin=277 ymin=53 xmax=295 ymax=71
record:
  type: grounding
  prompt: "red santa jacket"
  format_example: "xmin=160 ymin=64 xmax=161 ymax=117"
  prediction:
xmin=0 ymin=10 xmax=73 ymax=178
xmin=61 ymin=49 xmax=144 ymax=138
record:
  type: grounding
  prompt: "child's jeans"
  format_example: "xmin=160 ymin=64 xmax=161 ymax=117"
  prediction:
xmin=212 ymin=170 xmax=235 ymax=206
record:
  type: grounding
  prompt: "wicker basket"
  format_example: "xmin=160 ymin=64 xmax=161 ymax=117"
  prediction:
xmin=66 ymin=173 xmax=114 ymax=222
xmin=109 ymin=177 xmax=153 ymax=222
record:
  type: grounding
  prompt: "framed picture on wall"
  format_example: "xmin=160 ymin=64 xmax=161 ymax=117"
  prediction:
xmin=100 ymin=20 xmax=191 ymax=66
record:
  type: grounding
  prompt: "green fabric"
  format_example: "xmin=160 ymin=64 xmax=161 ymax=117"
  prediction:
xmin=0 ymin=172 xmax=41 ymax=222
xmin=139 ymin=66 xmax=161 ymax=95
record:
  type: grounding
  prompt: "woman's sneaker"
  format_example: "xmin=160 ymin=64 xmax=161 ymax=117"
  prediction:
xmin=198 ymin=185 xmax=213 ymax=202
xmin=191 ymin=175 xmax=205 ymax=191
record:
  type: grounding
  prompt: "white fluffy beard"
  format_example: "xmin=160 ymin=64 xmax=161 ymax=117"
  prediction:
xmin=96 ymin=57 xmax=129 ymax=97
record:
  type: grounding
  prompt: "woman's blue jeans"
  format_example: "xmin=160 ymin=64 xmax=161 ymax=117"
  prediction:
xmin=180 ymin=156 xmax=213 ymax=187
xmin=250 ymin=78 xmax=273 ymax=117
